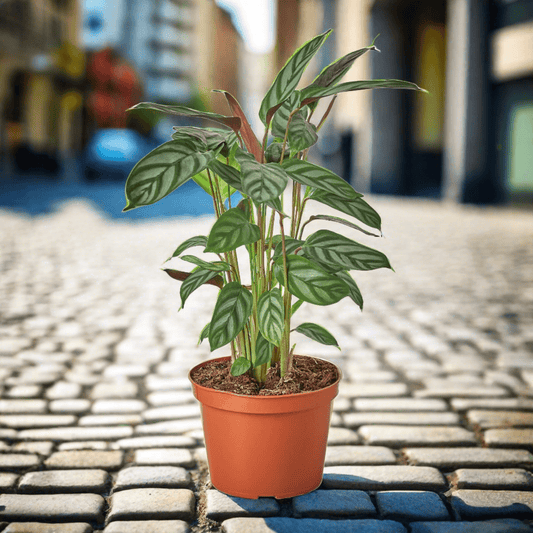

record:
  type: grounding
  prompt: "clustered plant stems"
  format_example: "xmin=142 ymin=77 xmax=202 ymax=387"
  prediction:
xmin=123 ymin=29 xmax=427 ymax=385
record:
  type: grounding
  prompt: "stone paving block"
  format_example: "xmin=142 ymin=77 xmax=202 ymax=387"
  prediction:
xmin=332 ymin=396 xmax=351 ymax=412
xmin=0 ymin=338 xmax=32 ymax=355
xmin=112 ymin=435 xmax=196 ymax=449
xmin=59 ymin=441 xmax=109 ymax=451
xmin=324 ymin=445 xmax=396 ymax=466
xmin=205 ymin=489 xmax=280 ymax=520
xmin=292 ymin=489 xmax=376 ymax=518
xmin=403 ymin=447 xmax=533 ymax=468
xmin=46 ymin=381 xmax=83 ymax=399
xmin=468 ymin=410 xmax=533 ymax=429
xmin=78 ymin=414 xmax=143 ymax=426
xmin=322 ymin=465 xmax=447 ymax=491
xmin=49 ymin=399 xmax=92 ymax=414
xmin=0 ymin=493 xmax=104 ymax=522
xmin=145 ymin=376 xmax=190 ymax=391
xmin=19 ymin=469 xmax=109 ymax=493
xmin=345 ymin=412 xmax=460 ymax=426
xmin=0 ymin=472 xmax=18 ymax=490
xmin=451 ymin=489 xmax=533 ymax=519
xmin=103 ymin=520 xmax=190 ymax=533
xmin=0 ymin=414 xmax=77 ymax=428
xmin=91 ymin=381 xmax=139 ymax=399
xmin=339 ymin=383 xmax=409 ymax=398
xmin=103 ymin=364 xmax=149 ymax=378
xmin=134 ymin=419 xmax=203 ymax=435
xmin=327 ymin=427 xmax=360 ymax=445
xmin=92 ymin=399 xmax=147 ymax=414
xmin=0 ymin=428 xmax=17 ymax=439
xmin=409 ymin=519 xmax=532 ymax=532
xmin=449 ymin=468 xmax=533 ymax=490
xmin=5 ymin=385 xmax=42 ymax=398
xmin=375 ymin=490 xmax=450 ymax=521
xmin=147 ymin=391 xmax=196 ymax=406
xmin=3 ymin=524 xmax=93 ymax=533
xmin=415 ymin=385 xmax=508 ymax=398
xmin=108 ymin=488 xmax=195 ymax=521
xmin=0 ymin=399 xmax=47 ymax=413
xmin=134 ymin=448 xmax=195 ymax=467
xmin=12 ymin=441 xmax=54 ymax=455
xmin=451 ymin=398 xmax=533 ymax=411
xmin=354 ymin=398 xmax=448 ymax=411
xmin=115 ymin=466 xmax=191 ymax=490
xmin=18 ymin=426 xmax=133 ymax=441
xmin=359 ymin=425 xmax=477 ymax=447
xmin=221 ymin=517 xmax=407 ymax=533
xmin=0 ymin=453 xmax=41 ymax=470
xmin=45 ymin=450 xmax=124 ymax=470
xmin=142 ymin=404 xmax=202 ymax=422
xmin=484 ymin=429 xmax=533 ymax=448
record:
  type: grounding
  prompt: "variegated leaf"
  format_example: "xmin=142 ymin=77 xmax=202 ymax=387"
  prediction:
xmin=205 ymin=208 xmax=260 ymax=253
xmin=257 ymin=288 xmax=284 ymax=346
xmin=294 ymin=322 xmax=340 ymax=348
xmin=274 ymin=255 xmax=349 ymax=306
xmin=288 ymin=111 xmax=318 ymax=152
xmin=236 ymin=149 xmax=288 ymax=203
xmin=254 ymin=332 xmax=273 ymax=367
xmin=180 ymin=256 xmax=231 ymax=272
xmin=273 ymin=237 xmax=304 ymax=260
xmin=282 ymin=159 xmax=362 ymax=200
xmin=165 ymin=235 xmax=207 ymax=263
xmin=198 ymin=322 xmax=210 ymax=345
xmin=208 ymin=159 xmax=243 ymax=192
xmin=180 ymin=268 xmax=222 ymax=309
xmin=335 ymin=271 xmax=363 ymax=310
xmin=231 ymin=356 xmax=252 ymax=376
xmin=124 ymin=140 xmax=216 ymax=211
xmin=301 ymin=79 xmax=427 ymax=106
xmin=271 ymin=92 xmax=301 ymax=139
xmin=259 ymin=29 xmax=332 ymax=125
xmin=303 ymin=230 xmax=392 ymax=271
xmin=192 ymin=169 xmax=236 ymax=201
xmin=209 ymin=282 xmax=253 ymax=351
xmin=310 ymin=190 xmax=381 ymax=230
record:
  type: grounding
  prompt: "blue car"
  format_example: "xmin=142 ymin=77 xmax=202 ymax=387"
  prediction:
xmin=83 ymin=128 xmax=160 ymax=181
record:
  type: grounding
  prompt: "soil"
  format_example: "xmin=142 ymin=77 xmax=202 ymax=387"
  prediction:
xmin=190 ymin=355 xmax=339 ymax=396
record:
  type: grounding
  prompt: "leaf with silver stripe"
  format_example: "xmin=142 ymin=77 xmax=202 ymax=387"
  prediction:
xmin=257 ymin=288 xmax=285 ymax=346
xmin=209 ymin=282 xmax=253 ymax=351
xmin=180 ymin=268 xmax=224 ymax=309
xmin=294 ymin=322 xmax=340 ymax=348
xmin=205 ymin=208 xmax=260 ymax=254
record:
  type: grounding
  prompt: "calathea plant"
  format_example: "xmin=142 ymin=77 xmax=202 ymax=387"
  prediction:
xmin=124 ymin=30 xmax=426 ymax=384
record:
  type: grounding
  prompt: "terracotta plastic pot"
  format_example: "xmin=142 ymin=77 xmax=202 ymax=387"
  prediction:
xmin=189 ymin=356 xmax=341 ymax=499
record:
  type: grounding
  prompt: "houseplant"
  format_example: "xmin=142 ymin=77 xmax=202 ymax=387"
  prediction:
xmin=123 ymin=30 xmax=425 ymax=498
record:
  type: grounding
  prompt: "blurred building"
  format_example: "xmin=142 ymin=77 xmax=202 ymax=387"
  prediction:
xmin=81 ymin=0 xmax=242 ymax=113
xmin=281 ymin=0 xmax=533 ymax=205
xmin=0 ymin=0 xmax=85 ymax=175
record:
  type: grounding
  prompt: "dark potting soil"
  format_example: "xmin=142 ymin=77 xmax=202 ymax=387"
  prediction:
xmin=190 ymin=355 xmax=339 ymax=396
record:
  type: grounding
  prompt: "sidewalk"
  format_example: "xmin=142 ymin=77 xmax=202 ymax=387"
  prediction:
xmin=1 ymin=196 xmax=533 ymax=532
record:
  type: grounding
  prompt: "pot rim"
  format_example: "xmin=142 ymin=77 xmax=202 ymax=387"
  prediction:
xmin=188 ymin=354 xmax=341 ymax=400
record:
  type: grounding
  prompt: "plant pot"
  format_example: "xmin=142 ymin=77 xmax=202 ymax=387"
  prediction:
xmin=189 ymin=356 xmax=341 ymax=499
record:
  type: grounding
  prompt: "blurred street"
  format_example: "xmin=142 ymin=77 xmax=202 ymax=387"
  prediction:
xmin=1 ymin=196 xmax=533 ymax=531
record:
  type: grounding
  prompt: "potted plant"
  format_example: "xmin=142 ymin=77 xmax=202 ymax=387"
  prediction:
xmin=123 ymin=30 xmax=425 ymax=499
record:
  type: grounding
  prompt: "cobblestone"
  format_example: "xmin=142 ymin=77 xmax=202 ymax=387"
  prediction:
xmin=1 ymin=197 xmax=533 ymax=531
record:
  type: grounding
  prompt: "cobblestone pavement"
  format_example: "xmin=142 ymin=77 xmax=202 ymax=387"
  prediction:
xmin=1 ymin=197 xmax=533 ymax=533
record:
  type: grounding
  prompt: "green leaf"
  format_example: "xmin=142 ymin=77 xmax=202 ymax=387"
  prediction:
xmin=282 ymin=159 xmax=362 ymax=200
xmin=310 ymin=43 xmax=380 ymax=89
xmin=124 ymin=140 xmax=216 ymax=211
xmin=291 ymin=299 xmax=304 ymax=315
xmin=180 ymin=256 xmax=231 ymax=272
xmin=257 ymin=288 xmax=284 ymax=346
xmin=180 ymin=268 xmax=223 ymax=309
xmin=259 ymin=29 xmax=332 ymax=125
xmin=205 ymin=208 xmax=260 ymax=253
xmin=288 ymin=111 xmax=318 ymax=152
xmin=302 ymin=214 xmax=381 ymax=238
xmin=265 ymin=142 xmax=289 ymax=163
xmin=301 ymin=79 xmax=427 ymax=106
xmin=274 ymin=255 xmax=350 ymax=306
xmin=163 ymin=268 xmax=224 ymax=289
xmin=310 ymin=191 xmax=381 ymax=230
xmin=172 ymin=127 xmax=237 ymax=156
xmin=236 ymin=149 xmax=289 ymax=203
xmin=303 ymin=229 xmax=392 ymax=271
xmin=271 ymin=92 xmax=301 ymax=138
xmin=209 ymin=282 xmax=253 ymax=351
xmin=209 ymin=159 xmax=243 ymax=192
xmin=272 ymin=237 xmax=304 ymax=260
xmin=335 ymin=271 xmax=363 ymax=310
xmin=165 ymin=235 xmax=207 ymax=263
xmin=294 ymin=322 xmax=340 ymax=348
xmin=192 ymin=168 xmax=236 ymax=201
xmin=198 ymin=322 xmax=210 ymax=345
xmin=128 ymin=102 xmax=241 ymax=131
xmin=254 ymin=333 xmax=273 ymax=367
xmin=231 ymin=356 xmax=252 ymax=376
